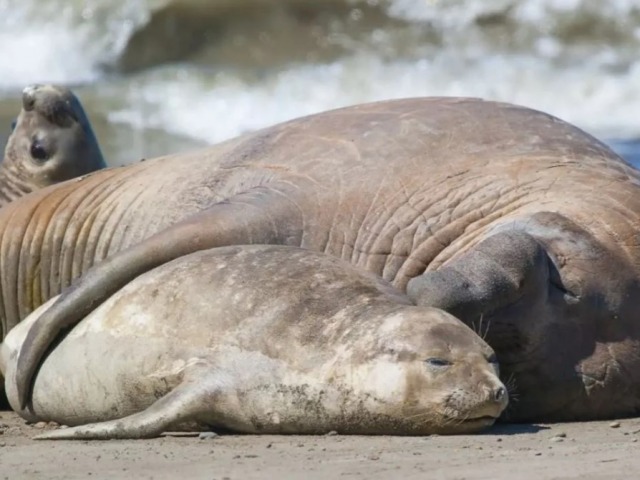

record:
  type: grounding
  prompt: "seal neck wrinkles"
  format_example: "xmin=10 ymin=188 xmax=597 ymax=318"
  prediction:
xmin=0 ymin=159 xmax=34 ymax=205
xmin=372 ymin=177 xmax=535 ymax=288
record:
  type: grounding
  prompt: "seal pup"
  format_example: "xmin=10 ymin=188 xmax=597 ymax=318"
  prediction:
xmin=0 ymin=84 xmax=106 ymax=205
xmin=2 ymin=97 xmax=640 ymax=422
xmin=1 ymin=245 xmax=507 ymax=439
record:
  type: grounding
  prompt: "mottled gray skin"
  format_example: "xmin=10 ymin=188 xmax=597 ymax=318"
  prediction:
xmin=3 ymin=97 xmax=640 ymax=422
xmin=1 ymin=246 xmax=506 ymax=439
xmin=0 ymin=84 xmax=106 ymax=205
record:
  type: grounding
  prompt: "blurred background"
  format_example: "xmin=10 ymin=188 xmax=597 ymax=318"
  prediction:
xmin=0 ymin=0 xmax=639 ymax=166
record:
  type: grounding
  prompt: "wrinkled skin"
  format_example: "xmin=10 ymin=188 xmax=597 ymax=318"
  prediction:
xmin=2 ymin=97 xmax=640 ymax=422
xmin=0 ymin=245 xmax=506 ymax=439
xmin=0 ymin=84 xmax=106 ymax=205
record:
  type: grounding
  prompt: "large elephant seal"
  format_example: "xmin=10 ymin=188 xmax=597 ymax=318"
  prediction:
xmin=3 ymin=97 xmax=640 ymax=422
xmin=0 ymin=245 xmax=507 ymax=439
xmin=0 ymin=84 xmax=106 ymax=205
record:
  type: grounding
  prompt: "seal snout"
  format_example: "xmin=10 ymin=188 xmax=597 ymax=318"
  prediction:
xmin=436 ymin=361 xmax=508 ymax=431
xmin=470 ymin=378 xmax=509 ymax=420
xmin=20 ymin=85 xmax=77 ymax=126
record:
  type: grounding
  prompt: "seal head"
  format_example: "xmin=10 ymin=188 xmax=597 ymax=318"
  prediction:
xmin=339 ymin=307 xmax=507 ymax=434
xmin=1 ymin=84 xmax=106 ymax=201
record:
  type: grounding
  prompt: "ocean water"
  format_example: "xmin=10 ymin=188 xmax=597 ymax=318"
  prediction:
xmin=0 ymin=0 xmax=639 ymax=166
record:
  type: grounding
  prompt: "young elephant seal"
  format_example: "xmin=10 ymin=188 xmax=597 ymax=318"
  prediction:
xmin=0 ymin=84 xmax=106 ymax=205
xmin=1 ymin=245 xmax=507 ymax=439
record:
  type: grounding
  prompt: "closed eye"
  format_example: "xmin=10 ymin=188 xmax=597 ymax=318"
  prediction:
xmin=424 ymin=358 xmax=452 ymax=367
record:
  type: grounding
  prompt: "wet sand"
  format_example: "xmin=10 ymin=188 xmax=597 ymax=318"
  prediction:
xmin=1 ymin=411 xmax=639 ymax=479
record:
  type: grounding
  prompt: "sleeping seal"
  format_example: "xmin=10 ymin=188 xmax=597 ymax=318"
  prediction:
xmin=1 ymin=245 xmax=506 ymax=439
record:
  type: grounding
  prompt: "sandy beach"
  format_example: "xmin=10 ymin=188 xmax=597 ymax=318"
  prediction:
xmin=2 ymin=2 xmax=640 ymax=479
xmin=1 ymin=411 xmax=639 ymax=479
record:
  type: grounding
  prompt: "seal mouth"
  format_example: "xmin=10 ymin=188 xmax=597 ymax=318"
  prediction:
xmin=436 ymin=414 xmax=498 ymax=434
xmin=461 ymin=415 xmax=497 ymax=423
xmin=445 ymin=414 xmax=498 ymax=425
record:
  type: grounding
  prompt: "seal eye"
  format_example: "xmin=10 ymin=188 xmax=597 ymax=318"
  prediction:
xmin=424 ymin=358 xmax=452 ymax=368
xmin=487 ymin=353 xmax=498 ymax=364
xmin=30 ymin=141 xmax=49 ymax=162
xmin=10 ymin=119 xmax=16 ymax=132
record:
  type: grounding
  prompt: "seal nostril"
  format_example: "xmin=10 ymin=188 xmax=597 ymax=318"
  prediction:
xmin=493 ymin=386 xmax=506 ymax=402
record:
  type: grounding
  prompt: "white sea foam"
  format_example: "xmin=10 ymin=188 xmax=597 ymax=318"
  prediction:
xmin=0 ymin=0 xmax=160 ymax=90
xmin=1 ymin=0 xmax=638 ymax=143
xmin=108 ymin=52 xmax=640 ymax=144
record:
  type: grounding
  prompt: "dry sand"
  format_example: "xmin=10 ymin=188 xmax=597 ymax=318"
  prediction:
xmin=1 ymin=411 xmax=638 ymax=479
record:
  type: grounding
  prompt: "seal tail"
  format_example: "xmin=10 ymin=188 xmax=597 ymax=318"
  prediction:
xmin=34 ymin=377 xmax=218 ymax=440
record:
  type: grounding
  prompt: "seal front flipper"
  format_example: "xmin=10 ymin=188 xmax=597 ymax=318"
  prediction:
xmin=34 ymin=372 xmax=222 ymax=440
xmin=14 ymin=185 xmax=303 ymax=410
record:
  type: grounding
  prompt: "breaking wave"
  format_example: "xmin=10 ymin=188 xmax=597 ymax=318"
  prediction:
xmin=1 ymin=0 xmax=639 ymax=148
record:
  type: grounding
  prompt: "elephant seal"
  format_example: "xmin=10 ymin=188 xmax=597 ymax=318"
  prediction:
xmin=3 ymin=97 xmax=640 ymax=422
xmin=0 ymin=84 xmax=106 ymax=205
xmin=0 ymin=245 xmax=507 ymax=439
